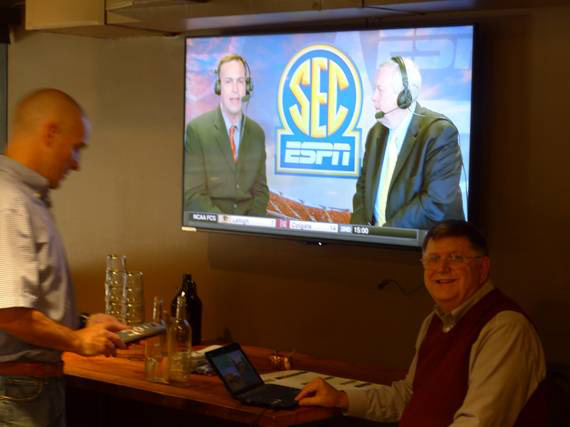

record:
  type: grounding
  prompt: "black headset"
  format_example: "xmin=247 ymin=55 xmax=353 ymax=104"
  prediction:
xmin=392 ymin=56 xmax=413 ymax=109
xmin=214 ymin=54 xmax=254 ymax=97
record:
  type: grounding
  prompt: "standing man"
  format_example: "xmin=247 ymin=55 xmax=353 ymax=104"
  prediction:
xmin=296 ymin=220 xmax=547 ymax=426
xmin=351 ymin=57 xmax=465 ymax=229
xmin=184 ymin=54 xmax=269 ymax=216
xmin=0 ymin=89 xmax=126 ymax=426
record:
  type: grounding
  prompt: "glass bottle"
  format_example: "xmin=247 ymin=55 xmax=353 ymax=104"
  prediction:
xmin=168 ymin=295 xmax=192 ymax=384
xmin=171 ymin=274 xmax=202 ymax=345
xmin=144 ymin=297 xmax=169 ymax=383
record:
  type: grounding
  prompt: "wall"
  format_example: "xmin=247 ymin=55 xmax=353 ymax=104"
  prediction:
xmin=7 ymin=5 xmax=570 ymax=370
xmin=0 ymin=43 xmax=6 ymax=152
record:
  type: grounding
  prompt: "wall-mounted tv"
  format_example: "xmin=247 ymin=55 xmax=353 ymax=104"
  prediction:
xmin=182 ymin=25 xmax=474 ymax=247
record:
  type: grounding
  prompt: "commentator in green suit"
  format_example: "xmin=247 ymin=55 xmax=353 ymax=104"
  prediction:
xmin=351 ymin=57 xmax=464 ymax=229
xmin=184 ymin=54 xmax=269 ymax=216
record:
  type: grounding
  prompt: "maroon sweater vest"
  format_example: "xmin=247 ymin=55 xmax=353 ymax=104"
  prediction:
xmin=399 ymin=289 xmax=547 ymax=427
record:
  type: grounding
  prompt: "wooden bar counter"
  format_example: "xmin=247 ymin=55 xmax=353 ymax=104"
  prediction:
xmin=63 ymin=346 xmax=404 ymax=426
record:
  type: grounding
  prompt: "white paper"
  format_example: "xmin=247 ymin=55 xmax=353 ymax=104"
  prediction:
xmin=261 ymin=370 xmax=378 ymax=391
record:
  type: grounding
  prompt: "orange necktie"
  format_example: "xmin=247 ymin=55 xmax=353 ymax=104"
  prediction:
xmin=229 ymin=126 xmax=237 ymax=161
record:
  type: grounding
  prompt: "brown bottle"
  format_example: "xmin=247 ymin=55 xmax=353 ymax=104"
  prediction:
xmin=171 ymin=274 xmax=202 ymax=345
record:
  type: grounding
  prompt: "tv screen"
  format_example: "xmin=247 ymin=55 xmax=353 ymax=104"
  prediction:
xmin=182 ymin=25 xmax=474 ymax=247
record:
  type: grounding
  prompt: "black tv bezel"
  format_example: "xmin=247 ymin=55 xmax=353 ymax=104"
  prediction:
xmin=181 ymin=22 xmax=478 ymax=250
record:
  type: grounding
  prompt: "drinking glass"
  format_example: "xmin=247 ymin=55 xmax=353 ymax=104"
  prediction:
xmin=124 ymin=271 xmax=145 ymax=326
xmin=104 ymin=254 xmax=127 ymax=322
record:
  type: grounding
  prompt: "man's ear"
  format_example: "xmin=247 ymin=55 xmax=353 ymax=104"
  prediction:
xmin=479 ymin=256 xmax=491 ymax=284
xmin=42 ymin=122 xmax=59 ymax=148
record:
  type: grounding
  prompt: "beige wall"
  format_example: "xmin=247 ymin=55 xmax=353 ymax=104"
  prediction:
xmin=0 ymin=43 xmax=6 ymax=151
xmin=7 ymin=6 xmax=570 ymax=369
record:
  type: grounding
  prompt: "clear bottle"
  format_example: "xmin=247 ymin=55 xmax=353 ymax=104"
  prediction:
xmin=168 ymin=295 xmax=192 ymax=384
xmin=144 ymin=297 xmax=169 ymax=383
xmin=171 ymin=274 xmax=202 ymax=345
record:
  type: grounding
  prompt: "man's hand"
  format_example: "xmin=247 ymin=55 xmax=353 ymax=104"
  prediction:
xmin=73 ymin=322 xmax=126 ymax=357
xmin=295 ymin=378 xmax=349 ymax=409
xmin=85 ymin=313 xmax=127 ymax=330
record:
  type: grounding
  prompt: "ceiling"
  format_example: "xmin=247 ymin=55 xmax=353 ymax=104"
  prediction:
xmin=0 ymin=0 xmax=21 ymax=33
xmin=1 ymin=0 xmax=569 ymax=39
xmin=0 ymin=0 xmax=21 ymax=8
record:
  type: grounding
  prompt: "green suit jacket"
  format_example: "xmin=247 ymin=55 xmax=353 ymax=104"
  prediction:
xmin=184 ymin=107 xmax=269 ymax=216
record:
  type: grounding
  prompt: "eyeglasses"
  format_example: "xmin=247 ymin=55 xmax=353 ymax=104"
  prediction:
xmin=420 ymin=253 xmax=483 ymax=269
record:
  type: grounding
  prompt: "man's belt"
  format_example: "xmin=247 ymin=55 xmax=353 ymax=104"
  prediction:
xmin=0 ymin=361 xmax=64 ymax=377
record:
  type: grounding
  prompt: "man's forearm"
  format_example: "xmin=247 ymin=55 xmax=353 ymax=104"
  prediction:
xmin=0 ymin=307 xmax=80 ymax=353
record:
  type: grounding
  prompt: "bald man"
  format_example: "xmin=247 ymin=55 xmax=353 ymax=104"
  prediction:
xmin=0 ymin=89 xmax=126 ymax=426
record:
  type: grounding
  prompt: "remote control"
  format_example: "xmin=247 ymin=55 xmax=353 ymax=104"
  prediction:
xmin=116 ymin=322 xmax=166 ymax=344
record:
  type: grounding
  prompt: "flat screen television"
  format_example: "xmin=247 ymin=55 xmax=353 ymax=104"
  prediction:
xmin=182 ymin=25 xmax=474 ymax=247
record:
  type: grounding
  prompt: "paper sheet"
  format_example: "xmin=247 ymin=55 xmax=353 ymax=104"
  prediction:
xmin=261 ymin=370 xmax=378 ymax=391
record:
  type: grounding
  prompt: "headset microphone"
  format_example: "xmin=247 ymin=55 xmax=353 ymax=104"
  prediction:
xmin=375 ymin=107 xmax=400 ymax=120
xmin=375 ymin=56 xmax=415 ymax=121
xmin=240 ymin=92 xmax=251 ymax=152
xmin=214 ymin=54 xmax=254 ymax=99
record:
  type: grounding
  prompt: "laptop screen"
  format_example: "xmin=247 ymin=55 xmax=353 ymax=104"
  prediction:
xmin=207 ymin=344 xmax=264 ymax=395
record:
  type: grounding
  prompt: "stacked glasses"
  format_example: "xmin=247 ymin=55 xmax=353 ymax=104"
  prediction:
xmin=104 ymin=255 xmax=144 ymax=325
xmin=125 ymin=271 xmax=144 ymax=325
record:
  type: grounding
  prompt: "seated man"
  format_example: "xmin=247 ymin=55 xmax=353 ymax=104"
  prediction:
xmin=296 ymin=220 xmax=546 ymax=426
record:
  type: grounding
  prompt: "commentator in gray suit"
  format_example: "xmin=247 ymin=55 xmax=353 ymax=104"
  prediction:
xmin=351 ymin=57 xmax=464 ymax=229
xmin=184 ymin=54 xmax=269 ymax=216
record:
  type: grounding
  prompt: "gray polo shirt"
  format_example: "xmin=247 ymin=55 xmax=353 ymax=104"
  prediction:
xmin=0 ymin=155 xmax=77 ymax=363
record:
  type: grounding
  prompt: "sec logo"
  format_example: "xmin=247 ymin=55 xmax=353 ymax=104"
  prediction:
xmin=277 ymin=45 xmax=362 ymax=177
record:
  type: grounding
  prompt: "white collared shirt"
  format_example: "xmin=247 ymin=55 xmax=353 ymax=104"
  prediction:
xmin=344 ymin=281 xmax=546 ymax=426
xmin=0 ymin=155 xmax=78 ymax=363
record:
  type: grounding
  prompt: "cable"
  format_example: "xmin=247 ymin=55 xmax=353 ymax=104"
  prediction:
xmin=377 ymin=279 xmax=423 ymax=295
xmin=239 ymin=56 xmax=252 ymax=151
xmin=239 ymin=96 xmax=250 ymax=152
xmin=253 ymin=407 xmax=269 ymax=425
xmin=363 ymin=5 xmax=427 ymax=16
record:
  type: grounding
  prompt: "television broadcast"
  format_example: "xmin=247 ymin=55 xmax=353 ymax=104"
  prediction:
xmin=182 ymin=25 xmax=474 ymax=247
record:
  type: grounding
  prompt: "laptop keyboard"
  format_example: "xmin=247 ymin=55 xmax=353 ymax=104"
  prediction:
xmin=240 ymin=384 xmax=299 ymax=408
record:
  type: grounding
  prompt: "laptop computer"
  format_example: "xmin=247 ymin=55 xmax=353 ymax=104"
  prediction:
xmin=205 ymin=343 xmax=299 ymax=409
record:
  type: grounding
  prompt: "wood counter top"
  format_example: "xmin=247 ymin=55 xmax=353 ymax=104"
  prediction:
xmin=63 ymin=345 xmax=404 ymax=426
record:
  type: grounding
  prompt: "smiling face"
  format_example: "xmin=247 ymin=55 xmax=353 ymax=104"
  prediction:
xmin=423 ymin=236 xmax=490 ymax=313
xmin=218 ymin=59 xmax=247 ymax=122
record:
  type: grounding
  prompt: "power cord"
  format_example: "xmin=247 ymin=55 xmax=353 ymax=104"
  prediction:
xmin=253 ymin=407 xmax=269 ymax=425
xmin=377 ymin=279 xmax=423 ymax=295
xmin=364 ymin=5 xmax=427 ymax=16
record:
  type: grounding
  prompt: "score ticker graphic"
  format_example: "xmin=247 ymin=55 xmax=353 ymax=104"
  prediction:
xmin=277 ymin=45 xmax=362 ymax=177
